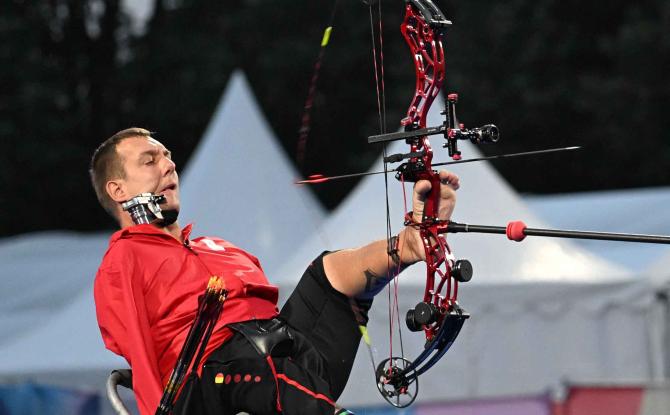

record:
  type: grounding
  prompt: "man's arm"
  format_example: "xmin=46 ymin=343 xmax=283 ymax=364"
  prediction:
xmin=323 ymin=170 xmax=459 ymax=298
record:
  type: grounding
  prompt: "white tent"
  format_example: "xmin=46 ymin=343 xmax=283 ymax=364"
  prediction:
xmin=179 ymin=70 xmax=326 ymax=278
xmin=338 ymin=277 xmax=667 ymax=407
xmin=0 ymin=281 xmax=126 ymax=384
xmin=0 ymin=232 xmax=109 ymax=348
xmin=526 ymin=188 xmax=670 ymax=270
xmin=643 ymin=246 xmax=670 ymax=300
xmin=0 ymin=231 xmax=126 ymax=413
xmin=647 ymin=253 xmax=670 ymax=279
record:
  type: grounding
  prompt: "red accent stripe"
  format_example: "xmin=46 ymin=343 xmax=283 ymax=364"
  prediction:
xmin=265 ymin=356 xmax=283 ymax=412
xmin=276 ymin=373 xmax=336 ymax=407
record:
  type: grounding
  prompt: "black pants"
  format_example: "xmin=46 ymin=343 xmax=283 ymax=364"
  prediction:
xmin=196 ymin=252 xmax=372 ymax=415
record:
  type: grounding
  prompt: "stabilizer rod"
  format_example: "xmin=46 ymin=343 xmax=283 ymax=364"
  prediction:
xmin=446 ymin=221 xmax=670 ymax=244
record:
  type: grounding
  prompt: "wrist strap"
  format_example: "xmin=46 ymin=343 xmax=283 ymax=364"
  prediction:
xmin=388 ymin=234 xmax=401 ymax=265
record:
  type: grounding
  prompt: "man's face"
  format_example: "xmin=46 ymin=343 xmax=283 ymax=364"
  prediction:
xmin=115 ymin=136 xmax=180 ymax=215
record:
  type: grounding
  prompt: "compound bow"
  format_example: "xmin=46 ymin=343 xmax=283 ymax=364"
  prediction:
xmin=299 ymin=0 xmax=670 ymax=408
xmin=363 ymin=0 xmax=500 ymax=407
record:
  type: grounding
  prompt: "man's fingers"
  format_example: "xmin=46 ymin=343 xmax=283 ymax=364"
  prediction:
xmin=439 ymin=170 xmax=459 ymax=190
xmin=411 ymin=171 xmax=459 ymax=223
xmin=412 ymin=179 xmax=432 ymax=223
xmin=438 ymin=170 xmax=458 ymax=220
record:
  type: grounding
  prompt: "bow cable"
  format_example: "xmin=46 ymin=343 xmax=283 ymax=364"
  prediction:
xmin=366 ymin=0 xmax=409 ymax=381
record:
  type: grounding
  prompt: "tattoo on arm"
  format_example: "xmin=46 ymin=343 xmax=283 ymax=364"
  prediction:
xmin=361 ymin=267 xmax=404 ymax=298
xmin=357 ymin=253 xmax=411 ymax=299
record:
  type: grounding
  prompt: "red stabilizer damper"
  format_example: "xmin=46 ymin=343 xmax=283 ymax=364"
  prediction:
xmin=506 ymin=221 xmax=527 ymax=242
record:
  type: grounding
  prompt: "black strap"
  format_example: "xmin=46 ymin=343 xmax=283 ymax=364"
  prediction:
xmin=228 ymin=318 xmax=295 ymax=357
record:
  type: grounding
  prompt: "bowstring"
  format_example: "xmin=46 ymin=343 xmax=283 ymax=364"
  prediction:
xmin=365 ymin=0 xmax=386 ymax=374
xmin=367 ymin=0 xmax=406 ymax=369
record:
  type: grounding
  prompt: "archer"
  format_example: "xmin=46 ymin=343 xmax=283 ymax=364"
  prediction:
xmin=90 ymin=127 xmax=460 ymax=415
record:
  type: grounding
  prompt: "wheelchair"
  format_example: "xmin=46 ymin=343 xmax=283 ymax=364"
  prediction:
xmin=105 ymin=369 xmax=250 ymax=415
xmin=106 ymin=369 xmax=133 ymax=415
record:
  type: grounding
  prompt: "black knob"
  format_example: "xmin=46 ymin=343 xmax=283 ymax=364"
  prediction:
xmin=470 ymin=124 xmax=500 ymax=144
xmin=406 ymin=302 xmax=438 ymax=332
xmin=405 ymin=309 xmax=419 ymax=332
xmin=452 ymin=259 xmax=473 ymax=282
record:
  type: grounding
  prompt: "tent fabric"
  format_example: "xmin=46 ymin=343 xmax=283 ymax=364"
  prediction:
xmin=417 ymin=395 xmax=551 ymax=415
xmin=0 ymin=382 xmax=99 ymax=415
xmin=525 ymin=188 xmax=670 ymax=270
xmin=349 ymin=395 xmax=552 ymax=415
xmin=178 ymin=70 xmax=326 ymax=279
xmin=646 ymin=255 xmax=670 ymax=279
xmin=0 ymin=278 xmax=126 ymax=377
xmin=0 ymin=231 xmax=110 ymax=347
xmin=644 ymin=239 xmax=670 ymax=282
xmin=336 ymin=277 xmax=667 ymax=407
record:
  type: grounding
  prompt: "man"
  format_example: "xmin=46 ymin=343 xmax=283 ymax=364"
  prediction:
xmin=91 ymin=127 xmax=459 ymax=415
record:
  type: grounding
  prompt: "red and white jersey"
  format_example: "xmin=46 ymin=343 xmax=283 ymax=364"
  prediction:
xmin=94 ymin=223 xmax=279 ymax=415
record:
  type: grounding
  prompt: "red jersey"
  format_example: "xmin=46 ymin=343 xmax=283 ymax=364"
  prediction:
xmin=94 ymin=224 xmax=279 ymax=415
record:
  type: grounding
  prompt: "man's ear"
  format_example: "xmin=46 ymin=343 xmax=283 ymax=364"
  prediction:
xmin=106 ymin=179 xmax=128 ymax=203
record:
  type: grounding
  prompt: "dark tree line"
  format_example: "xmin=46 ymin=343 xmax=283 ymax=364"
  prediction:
xmin=1 ymin=0 xmax=669 ymax=237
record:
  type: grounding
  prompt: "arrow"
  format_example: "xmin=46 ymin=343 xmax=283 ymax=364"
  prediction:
xmin=296 ymin=145 xmax=581 ymax=184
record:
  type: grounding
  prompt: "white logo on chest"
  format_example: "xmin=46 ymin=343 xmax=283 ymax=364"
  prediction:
xmin=201 ymin=238 xmax=225 ymax=251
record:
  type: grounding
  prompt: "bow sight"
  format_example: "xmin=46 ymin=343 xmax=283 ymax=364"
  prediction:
xmin=369 ymin=93 xmax=500 ymax=183
xmin=368 ymin=93 xmax=500 ymax=161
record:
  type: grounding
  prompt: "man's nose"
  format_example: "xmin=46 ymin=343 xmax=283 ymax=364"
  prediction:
xmin=162 ymin=157 xmax=176 ymax=176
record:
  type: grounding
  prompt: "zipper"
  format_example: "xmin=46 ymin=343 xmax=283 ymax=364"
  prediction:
xmin=183 ymin=238 xmax=198 ymax=255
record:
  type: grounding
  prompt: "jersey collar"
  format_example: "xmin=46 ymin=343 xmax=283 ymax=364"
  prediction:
xmin=110 ymin=223 xmax=193 ymax=244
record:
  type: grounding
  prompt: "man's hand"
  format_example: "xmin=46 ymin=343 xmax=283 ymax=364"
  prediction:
xmin=323 ymin=169 xmax=459 ymax=299
xmin=398 ymin=170 xmax=459 ymax=264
